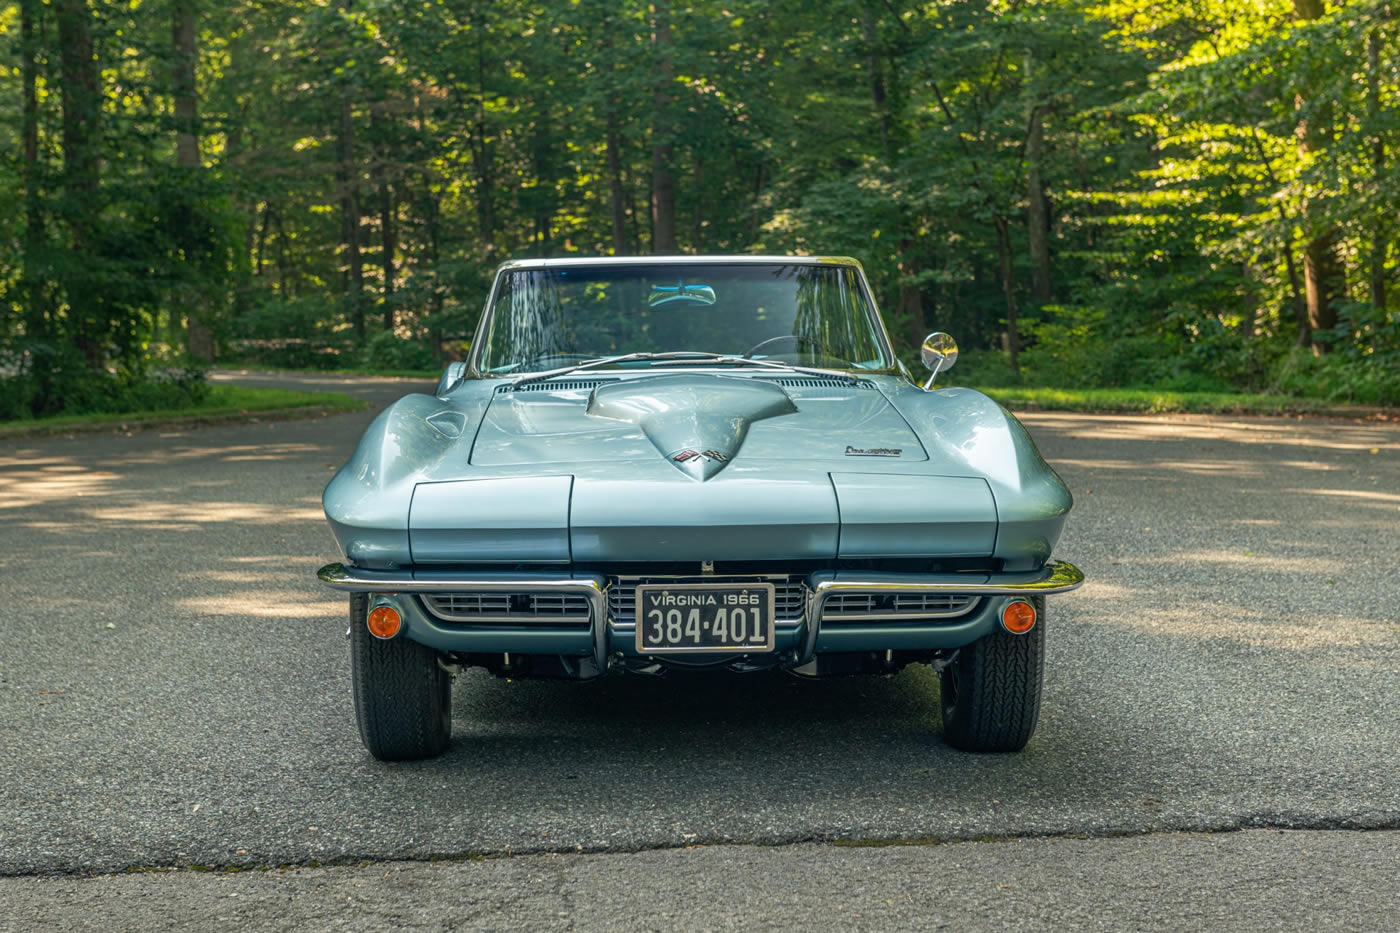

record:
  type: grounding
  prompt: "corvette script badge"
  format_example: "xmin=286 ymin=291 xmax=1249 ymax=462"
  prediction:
xmin=845 ymin=446 xmax=902 ymax=457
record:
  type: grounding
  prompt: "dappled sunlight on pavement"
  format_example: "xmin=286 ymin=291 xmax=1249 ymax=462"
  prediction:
xmin=1025 ymin=411 xmax=1400 ymax=451
xmin=1070 ymin=579 xmax=1393 ymax=654
xmin=1130 ymin=547 xmax=1351 ymax=575
xmin=88 ymin=440 xmax=331 ymax=467
xmin=0 ymin=457 xmax=121 ymax=509
xmin=1020 ymin=411 xmax=1400 ymax=667
xmin=1290 ymin=487 xmax=1400 ymax=506
xmin=88 ymin=501 xmax=325 ymax=526
xmin=178 ymin=590 xmax=344 ymax=619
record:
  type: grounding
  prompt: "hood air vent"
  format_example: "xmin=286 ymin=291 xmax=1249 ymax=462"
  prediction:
xmin=495 ymin=380 xmax=612 ymax=394
xmin=754 ymin=376 xmax=873 ymax=389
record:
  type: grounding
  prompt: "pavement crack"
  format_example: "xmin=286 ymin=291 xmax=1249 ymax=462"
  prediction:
xmin=6 ymin=819 xmax=1400 ymax=880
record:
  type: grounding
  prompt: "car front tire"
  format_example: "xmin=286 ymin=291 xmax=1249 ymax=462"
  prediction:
xmin=349 ymin=594 xmax=451 ymax=761
xmin=939 ymin=596 xmax=1044 ymax=753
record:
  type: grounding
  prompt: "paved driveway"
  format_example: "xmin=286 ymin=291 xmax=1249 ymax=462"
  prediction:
xmin=1 ymin=374 xmax=1397 ymax=928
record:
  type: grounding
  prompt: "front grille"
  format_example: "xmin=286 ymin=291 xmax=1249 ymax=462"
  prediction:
xmin=608 ymin=576 xmax=807 ymax=626
xmin=821 ymin=592 xmax=979 ymax=622
xmin=420 ymin=592 xmax=592 ymax=626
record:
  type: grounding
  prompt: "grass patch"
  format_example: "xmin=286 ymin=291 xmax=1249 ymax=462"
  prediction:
xmin=219 ymin=361 xmax=441 ymax=380
xmin=976 ymin=386 xmax=1336 ymax=415
xmin=0 ymin=385 xmax=367 ymax=435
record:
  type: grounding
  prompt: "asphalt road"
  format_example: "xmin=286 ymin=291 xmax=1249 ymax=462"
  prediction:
xmin=1 ymin=372 xmax=1397 ymax=929
xmin=4 ymin=830 xmax=1397 ymax=932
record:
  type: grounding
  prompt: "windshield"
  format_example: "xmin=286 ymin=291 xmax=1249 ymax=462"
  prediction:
xmin=474 ymin=263 xmax=891 ymax=374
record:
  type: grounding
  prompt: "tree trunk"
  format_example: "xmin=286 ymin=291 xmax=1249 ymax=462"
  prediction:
xmin=371 ymin=109 xmax=396 ymax=329
xmin=172 ymin=3 xmax=199 ymax=169
xmin=1303 ymin=232 xmax=1345 ymax=337
xmin=898 ymin=238 xmax=926 ymax=351
xmin=531 ymin=111 xmax=554 ymax=254
xmin=601 ymin=16 xmax=628 ymax=256
xmin=995 ymin=216 xmax=1020 ymax=374
xmin=380 ymin=176 xmax=396 ymax=329
xmin=473 ymin=18 xmax=495 ymax=258
xmin=649 ymin=1 xmax=677 ymax=254
xmin=422 ymin=175 xmax=443 ymax=322
xmin=21 ymin=0 xmax=47 ymax=345
xmin=254 ymin=202 xmax=270 ymax=278
xmin=861 ymin=9 xmax=891 ymax=155
xmin=227 ymin=112 xmax=254 ymax=319
xmin=691 ymin=152 xmax=704 ymax=248
xmin=1278 ymin=224 xmax=1310 ymax=346
xmin=336 ymin=7 xmax=364 ymax=341
xmin=272 ymin=205 xmax=291 ymax=297
xmin=1292 ymin=0 xmax=1344 ymax=350
xmin=339 ymin=95 xmax=364 ymax=337
xmin=745 ymin=164 xmax=766 ymax=246
xmin=970 ymin=252 xmax=986 ymax=347
xmin=172 ymin=0 xmax=215 ymax=363
xmin=1367 ymin=24 xmax=1387 ymax=310
xmin=1238 ymin=261 xmax=1257 ymax=338
xmin=55 ymin=0 xmax=102 ymax=369
xmin=245 ymin=201 xmax=262 ymax=282
xmin=626 ymin=172 xmax=643 ymax=255
xmin=607 ymin=111 xmax=628 ymax=255
xmin=1025 ymin=66 xmax=1052 ymax=307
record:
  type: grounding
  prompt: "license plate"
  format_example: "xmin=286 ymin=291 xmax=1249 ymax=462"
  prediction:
xmin=634 ymin=583 xmax=776 ymax=653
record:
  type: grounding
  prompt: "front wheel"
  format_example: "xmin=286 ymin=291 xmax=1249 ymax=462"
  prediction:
xmin=349 ymin=594 xmax=451 ymax=761
xmin=939 ymin=597 xmax=1045 ymax=752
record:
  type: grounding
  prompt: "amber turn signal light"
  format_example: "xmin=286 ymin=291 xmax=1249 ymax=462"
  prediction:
xmin=367 ymin=605 xmax=402 ymax=639
xmin=1000 ymin=600 xmax=1037 ymax=635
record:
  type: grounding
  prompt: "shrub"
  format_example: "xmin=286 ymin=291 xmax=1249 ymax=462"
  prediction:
xmin=356 ymin=330 xmax=437 ymax=372
xmin=1267 ymin=303 xmax=1400 ymax=405
xmin=0 ymin=342 xmax=211 ymax=421
xmin=224 ymin=339 xmax=352 ymax=370
xmin=1269 ymin=347 xmax=1400 ymax=406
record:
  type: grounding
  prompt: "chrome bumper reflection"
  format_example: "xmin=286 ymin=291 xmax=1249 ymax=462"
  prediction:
xmin=317 ymin=559 xmax=1084 ymax=668
xmin=801 ymin=560 xmax=1084 ymax=660
xmin=317 ymin=562 xmax=611 ymax=667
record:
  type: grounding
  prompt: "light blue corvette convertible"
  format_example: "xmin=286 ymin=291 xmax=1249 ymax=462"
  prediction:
xmin=318 ymin=256 xmax=1082 ymax=760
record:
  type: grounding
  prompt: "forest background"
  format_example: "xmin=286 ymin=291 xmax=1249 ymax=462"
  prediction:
xmin=2 ymin=0 xmax=1398 ymax=419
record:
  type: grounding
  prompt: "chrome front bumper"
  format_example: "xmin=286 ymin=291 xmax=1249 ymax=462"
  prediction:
xmin=317 ymin=560 xmax=1085 ymax=670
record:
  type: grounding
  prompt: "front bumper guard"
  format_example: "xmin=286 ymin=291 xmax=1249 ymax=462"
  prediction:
xmin=317 ymin=560 xmax=1085 ymax=671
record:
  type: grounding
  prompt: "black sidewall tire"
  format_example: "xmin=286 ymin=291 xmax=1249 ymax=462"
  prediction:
xmin=349 ymin=594 xmax=451 ymax=761
xmin=939 ymin=596 xmax=1045 ymax=753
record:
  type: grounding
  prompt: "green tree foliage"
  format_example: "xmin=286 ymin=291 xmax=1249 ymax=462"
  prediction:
xmin=1 ymin=0 xmax=1397 ymax=414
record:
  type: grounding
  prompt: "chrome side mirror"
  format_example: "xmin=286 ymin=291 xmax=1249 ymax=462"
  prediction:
xmin=920 ymin=332 xmax=958 ymax=389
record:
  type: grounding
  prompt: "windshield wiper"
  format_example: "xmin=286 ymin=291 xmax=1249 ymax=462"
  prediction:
xmin=507 ymin=351 xmax=723 ymax=388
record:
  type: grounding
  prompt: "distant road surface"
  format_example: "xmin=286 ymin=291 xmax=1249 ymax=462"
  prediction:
xmin=1 ymin=371 xmax=1396 ymax=931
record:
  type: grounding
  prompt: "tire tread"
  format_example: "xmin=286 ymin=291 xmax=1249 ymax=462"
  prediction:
xmin=349 ymin=594 xmax=451 ymax=761
xmin=940 ymin=597 xmax=1045 ymax=753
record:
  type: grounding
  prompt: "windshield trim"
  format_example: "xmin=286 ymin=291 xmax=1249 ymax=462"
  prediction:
xmin=464 ymin=259 xmax=899 ymax=380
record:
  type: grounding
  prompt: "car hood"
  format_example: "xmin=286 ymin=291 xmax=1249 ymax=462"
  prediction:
xmin=323 ymin=374 xmax=1070 ymax=568
xmin=470 ymin=372 xmax=928 ymax=478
